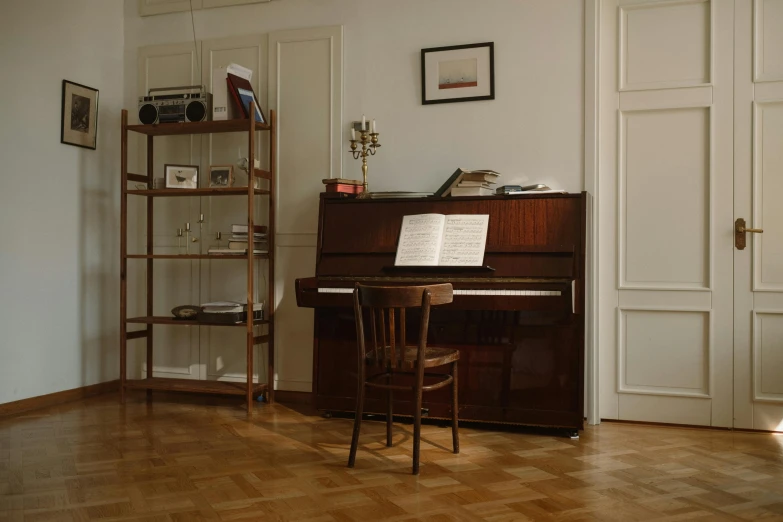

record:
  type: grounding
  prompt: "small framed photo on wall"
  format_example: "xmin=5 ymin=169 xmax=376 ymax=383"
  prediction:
xmin=209 ymin=165 xmax=233 ymax=188
xmin=164 ymin=164 xmax=199 ymax=189
xmin=61 ymin=80 xmax=99 ymax=149
xmin=421 ymin=42 xmax=494 ymax=105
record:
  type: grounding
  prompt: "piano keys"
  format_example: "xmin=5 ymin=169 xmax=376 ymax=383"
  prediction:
xmin=295 ymin=192 xmax=586 ymax=433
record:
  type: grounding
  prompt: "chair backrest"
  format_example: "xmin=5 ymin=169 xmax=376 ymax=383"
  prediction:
xmin=352 ymin=283 xmax=453 ymax=371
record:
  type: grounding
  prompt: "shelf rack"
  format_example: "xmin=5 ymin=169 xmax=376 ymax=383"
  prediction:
xmin=120 ymin=104 xmax=275 ymax=412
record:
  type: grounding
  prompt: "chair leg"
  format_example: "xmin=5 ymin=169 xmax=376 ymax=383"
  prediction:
xmin=412 ymin=369 xmax=424 ymax=475
xmin=386 ymin=371 xmax=393 ymax=447
xmin=451 ymin=360 xmax=459 ymax=454
xmin=348 ymin=379 xmax=365 ymax=468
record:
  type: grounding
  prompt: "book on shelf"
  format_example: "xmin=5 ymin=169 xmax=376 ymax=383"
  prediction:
xmin=394 ymin=213 xmax=489 ymax=267
xmin=434 ymin=168 xmax=501 ymax=197
xmin=322 ymin=178 xmax=363 ymax=186
xmin=228 ymin=240 xmax=268 ymax=250
xmin=231 ymin=224 xmax=268 ymax=234
xmin=451 ymin=186 xmax=495 ymax=197
xmin=207 ymin=248 xmax=268 ymax=255
xmin=325 ymin=183 xmax=364 ymax=194
xmin=226 ymin=73 xmax=265 ymax=123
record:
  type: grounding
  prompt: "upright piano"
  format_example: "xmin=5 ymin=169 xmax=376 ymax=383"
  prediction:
xmin=296 ymin=192 xmax=586 ymax=433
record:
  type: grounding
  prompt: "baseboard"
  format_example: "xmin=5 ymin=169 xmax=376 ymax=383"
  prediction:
xmin=274 ymin=390 xmax=313 ymax=405
xmin=600 ymin=418 xmax=782 ymax=434
xmin=0 ymin=380 xmax=119 ymax=417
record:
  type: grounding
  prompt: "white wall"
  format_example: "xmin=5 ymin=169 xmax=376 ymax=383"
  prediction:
xmin=0 ymin=0 xmax=124 ymax=404
xmin=124 ymin=0 xmax=585 ymax=192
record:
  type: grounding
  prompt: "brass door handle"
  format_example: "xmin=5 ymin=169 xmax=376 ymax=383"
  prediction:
xmin=735 ymin=218 xmax=763 ymax=250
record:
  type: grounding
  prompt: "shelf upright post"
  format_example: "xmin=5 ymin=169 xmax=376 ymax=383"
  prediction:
xmin=268 ymin=109 xmax=276 ymax=405
xmin=146 ymin=135 xmax=154 ymax=398
xmin=120 ymin=110 xmax=128 ymax=404
xmin=246 ymin=102 xmax=256 ymax=414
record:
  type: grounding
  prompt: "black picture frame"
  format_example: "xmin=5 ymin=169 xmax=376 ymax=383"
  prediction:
xmin=421 ymin=42 xmax=495 ymax=105
xmin=61 ymin=80 xmax=99 ymax=150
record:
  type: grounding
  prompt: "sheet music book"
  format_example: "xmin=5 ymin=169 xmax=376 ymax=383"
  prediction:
xmin=394 ymin=214 xmax=490 ymax=266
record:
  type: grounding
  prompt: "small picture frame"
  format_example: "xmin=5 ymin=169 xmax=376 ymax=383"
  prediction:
xmin=164 ymin=164 xmax=199 ymax=189
xmin=421 ymin=42 xmax=495 ymax=105
xmin=61 ymin=80 xmax=99 ymax=149
xmin=209 ymin=165 xmax=234 ymax=188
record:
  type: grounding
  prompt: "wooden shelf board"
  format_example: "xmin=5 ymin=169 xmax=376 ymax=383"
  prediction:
xmin=124 ymin=377 xmax=267 ymax=396
xmin=126 ymin=254 xmax=269 ymax=260
xmin=126 ymin=316 xmax=269 ymax=327
xmin=127 ymin=187 xmax=269 ymax=197
xmin=126 ymin=119 xmax=270 ymax=136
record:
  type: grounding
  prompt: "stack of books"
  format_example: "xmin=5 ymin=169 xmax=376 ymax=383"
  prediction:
xmin=434 ymin=169 xmax=501 ymax=197
xmin=322 ymin=178 xmax=364 ymax=195
xmin=208 ymin=224 xmax=269 ymax=255
xmin=495 ymin=184 xmax=567 ymax=195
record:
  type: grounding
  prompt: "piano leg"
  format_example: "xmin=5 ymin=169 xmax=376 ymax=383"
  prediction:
xmin=451 ymin=360 xmax=459 ymax=454
xmin=386 ymin=367 xmax=393 ymax=447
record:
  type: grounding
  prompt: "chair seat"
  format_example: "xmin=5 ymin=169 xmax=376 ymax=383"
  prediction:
xmin=367 ymin=345 xmax=459 ymax=368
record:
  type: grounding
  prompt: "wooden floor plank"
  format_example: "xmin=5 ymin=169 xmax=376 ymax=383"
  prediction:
xmin=1 ymin=394 xmax=782 ymax=521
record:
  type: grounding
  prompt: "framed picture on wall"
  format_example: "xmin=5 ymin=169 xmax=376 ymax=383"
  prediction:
xmin=61 ymin=80 xmax=99 ymax=149
xmin=421 ymin=42 xmax=494 ymax=105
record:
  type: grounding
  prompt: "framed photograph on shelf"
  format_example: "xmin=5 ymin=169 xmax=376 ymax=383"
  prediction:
xmin=209 ymin=165 xmax=233 ymax=188
xmin=421 ymin=42 xmax=494 ymax=105
xmin=164 ymin=164 xmax=199 ymax=189
xmin=61 ymin=80 xmax=99 ymax=149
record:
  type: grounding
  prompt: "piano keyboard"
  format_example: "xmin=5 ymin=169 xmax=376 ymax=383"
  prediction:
xmin=317 ymin=288 xmax=562 ymax=296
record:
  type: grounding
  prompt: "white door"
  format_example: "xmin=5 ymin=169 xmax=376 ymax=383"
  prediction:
xmin=137 ymin=42 xmax=202 ymax=380
xmin=599 ymin=0 xmax=735 ymax=426
xmin=733 ymin=0 xmax=783 ymax=431
xmin=198 ymin=34 xmax=269 ymax=385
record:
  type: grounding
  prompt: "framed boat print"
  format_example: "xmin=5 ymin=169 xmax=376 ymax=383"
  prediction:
xmin=421 ymin=42 xmax=495 ymax=105
xmin=61 ymin=80 xmax=99 ymax=149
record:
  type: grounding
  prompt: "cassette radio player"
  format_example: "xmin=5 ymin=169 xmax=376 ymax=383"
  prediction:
xmin=138 ymin=85 xmax=212 ymax=125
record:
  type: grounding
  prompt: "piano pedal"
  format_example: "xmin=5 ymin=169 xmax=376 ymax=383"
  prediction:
xmin=421 ymin=408 xmax=429 ymax=418
xmin=322 ymin=411 xmax=332 ymax=419
xmin=567 ymin=429 xmax=579 ymax=440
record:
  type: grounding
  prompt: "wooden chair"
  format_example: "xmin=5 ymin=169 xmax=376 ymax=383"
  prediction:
xmin=348 ymin=283 xmax=460 ymax=475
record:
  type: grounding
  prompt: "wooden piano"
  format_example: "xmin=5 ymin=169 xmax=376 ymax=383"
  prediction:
xmin=296 ymin=192 xmax=586 ymax=434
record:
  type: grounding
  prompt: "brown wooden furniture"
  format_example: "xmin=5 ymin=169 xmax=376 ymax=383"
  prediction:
xmin=349 ymin=283 xmax=459 ymax=474
xmin=296 ymin=192 xmax=586 ymax=435
xmin=119 ymin=104 xmax=276 ymax=412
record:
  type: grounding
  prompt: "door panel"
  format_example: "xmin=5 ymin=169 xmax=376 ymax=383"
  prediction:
xmin=734 ymin=0 xmax=783 ymax=430
xmin=137 ymin=42 xmax=202 ymax=379
xmin=601 ymin=0 xmax=734 ymax=426
xmin=199 ymin=34 xmax=268 ymax=384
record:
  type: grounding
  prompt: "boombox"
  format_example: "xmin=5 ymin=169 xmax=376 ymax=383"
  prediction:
xmin=138 ymin=85 xmax=212 ymax=125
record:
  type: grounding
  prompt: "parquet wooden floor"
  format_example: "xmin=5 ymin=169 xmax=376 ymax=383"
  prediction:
xmin=2 ymin=395 xmax=783 ymax=522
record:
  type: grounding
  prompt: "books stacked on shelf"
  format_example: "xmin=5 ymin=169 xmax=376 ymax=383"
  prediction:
xmin=495 ymin=184 xmax=567 ymax=195
xmin=322 ymin=178 xmax=364 ymax=195
xmin=434 ymin=168 xmax=501 ymax=197
xmin=208 ymin=224 xmax=269 ymax=255
xmin=198 ymin=301 xmax=264 ymax=324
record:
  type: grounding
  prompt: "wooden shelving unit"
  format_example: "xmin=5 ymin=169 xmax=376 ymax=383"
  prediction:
xmin=119 ymin=105 xmax=276 ymax=412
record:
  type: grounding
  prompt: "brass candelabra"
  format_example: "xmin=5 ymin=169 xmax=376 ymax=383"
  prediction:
xmin=349 ymin=127 xmax=381 ymax=199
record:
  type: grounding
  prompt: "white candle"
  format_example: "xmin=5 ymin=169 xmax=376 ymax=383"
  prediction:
xmin=372 ymin=119 xmax=377 ymax=133
xmin=362 ymin=114 xmax=366 ymax=130
xmin=351 ymin=128 xmax=356 ymax=140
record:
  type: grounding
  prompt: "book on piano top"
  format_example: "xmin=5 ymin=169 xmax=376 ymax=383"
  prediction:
xmin=325 ymin=183 xmax=364 ymax=194
xmin=322 ymin=178 xmax=362 ymax=185
xmin=208 ymin=248 xmax=268 ymax=255
xmin=450 ymin=186 xmax=494 ymax=197
xmin=434 ymin=168 xmax=500 ymax=197
xmin=394 ymin=213 xmax=489 ymax=267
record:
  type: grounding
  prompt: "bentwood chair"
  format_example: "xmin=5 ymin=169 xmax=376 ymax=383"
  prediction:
xmin=348 ymin=283 xmax=460 ymax=475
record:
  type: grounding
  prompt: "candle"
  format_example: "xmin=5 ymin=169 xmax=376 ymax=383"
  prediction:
xmin=372 ymin=119 xmax=377 ymax=133
xmin=351 ymin=128 xmax=356 ymax=140
xmin=362 ymin=114 xmax=366 ymax=130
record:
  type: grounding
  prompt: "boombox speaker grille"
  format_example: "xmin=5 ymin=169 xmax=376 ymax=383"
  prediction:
xmin=186 ymin=101 xmax=206 ymax=122
xmin=138 ymin=104 xmax=158 ymax=125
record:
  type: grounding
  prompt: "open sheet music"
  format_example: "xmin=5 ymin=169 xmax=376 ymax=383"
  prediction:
xmin=394 ymin=214 xmax=490 ymax=266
